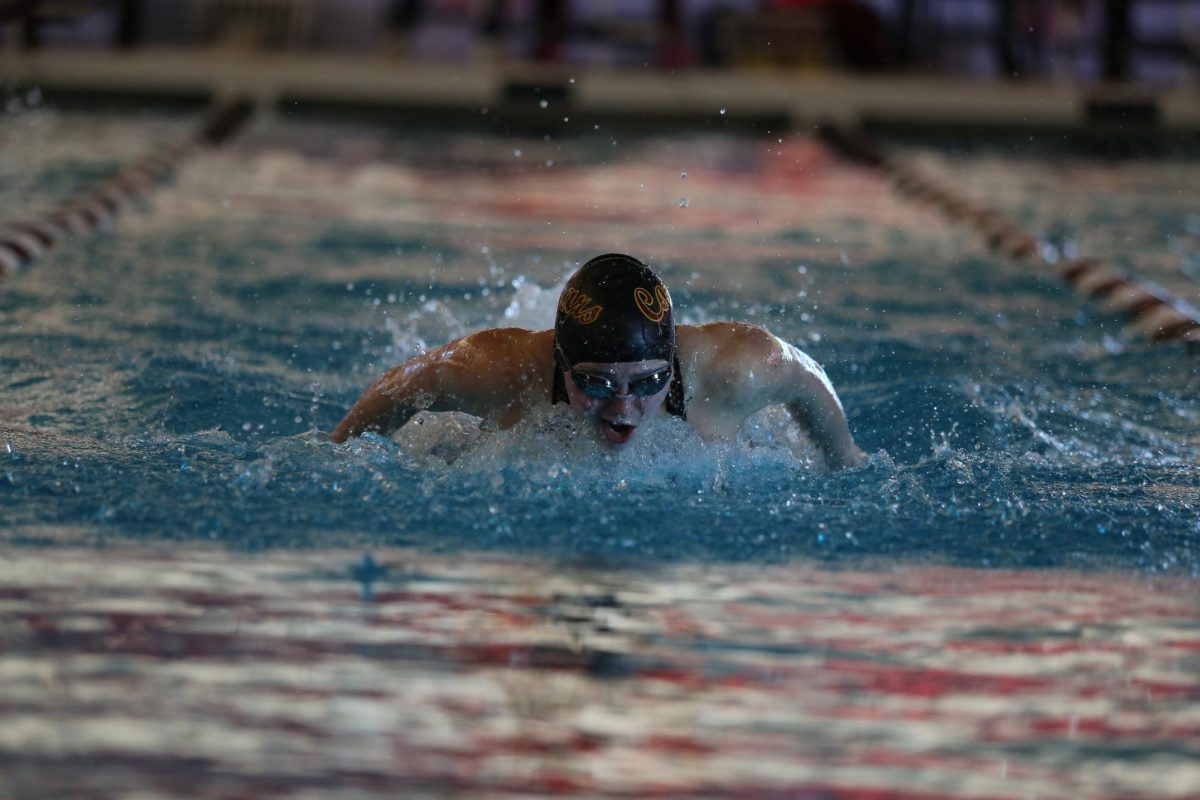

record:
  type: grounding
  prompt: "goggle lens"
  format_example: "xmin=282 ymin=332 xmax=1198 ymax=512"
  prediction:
xmin=572 ymin=367 xmax=671 ymax=399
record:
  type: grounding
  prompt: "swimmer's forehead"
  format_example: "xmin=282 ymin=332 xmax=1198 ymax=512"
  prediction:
xmin=571 ymin=359 xmax=669 ymax=376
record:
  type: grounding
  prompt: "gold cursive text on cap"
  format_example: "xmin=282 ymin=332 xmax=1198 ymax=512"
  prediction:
xmin=634 ymin=285 xmax=670 ymax=323
xmin=559 ymin=288 xmax=602 ymax=324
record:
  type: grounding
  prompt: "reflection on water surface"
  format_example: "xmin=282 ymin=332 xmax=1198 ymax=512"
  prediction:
xmin=2 ymin=545 xmax=1198 ymax=798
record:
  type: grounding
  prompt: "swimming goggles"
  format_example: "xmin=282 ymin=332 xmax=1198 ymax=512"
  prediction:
xmin=555 ymin=344 xmax=672 ymax=399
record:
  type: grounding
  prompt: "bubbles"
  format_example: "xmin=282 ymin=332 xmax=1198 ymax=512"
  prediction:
xmin=501 ymin=275 xmax=559 ymax=327
xmin=394 ymin=404 xmax=819 ymax=519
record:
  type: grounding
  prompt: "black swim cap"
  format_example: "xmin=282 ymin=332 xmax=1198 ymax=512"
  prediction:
xmin=553 ymin=253 xmax=676 ymax=365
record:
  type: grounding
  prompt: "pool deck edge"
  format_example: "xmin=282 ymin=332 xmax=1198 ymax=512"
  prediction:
xmin=3 ymin=48 xmax=1198 ymax=134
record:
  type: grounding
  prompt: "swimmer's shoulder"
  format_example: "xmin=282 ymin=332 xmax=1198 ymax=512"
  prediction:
xmin=677 ymin=321 xmax=781 ymax=364
xmin=447 ymin=327 xmax=552 ymax=365
xmin=450 ymin=327 xmax=553 ymax=392
xmin=677 ymin=322 xmax=806 ymax=403
xmin=674 ymin=323 xmax=787 ymax=417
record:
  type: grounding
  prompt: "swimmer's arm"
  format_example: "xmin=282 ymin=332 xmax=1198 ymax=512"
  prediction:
xmin=331 ymin=332 xmax=515 ymax=443
xmin=330 ymin=354 xmax=446 ymax=443
xmin=755 ymin=332 xmax=867 ymax=470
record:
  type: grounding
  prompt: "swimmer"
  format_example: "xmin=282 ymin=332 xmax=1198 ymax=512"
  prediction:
xmin=332 ymin=253 xmax=867 ymax=470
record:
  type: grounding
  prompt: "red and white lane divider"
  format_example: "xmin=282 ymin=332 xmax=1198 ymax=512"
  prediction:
xmin=0 ymin=99 xmax=254 ymax=280
xmin=818 ymin=125 xmax=1200 ymax=351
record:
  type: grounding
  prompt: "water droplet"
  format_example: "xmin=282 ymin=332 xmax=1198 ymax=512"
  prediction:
xmin=679 ymin=197 xmax=688 ymax=208
xmin=513 ymin=149 xmax=522 ymax=158
xmin=680 ymin=171 xmax=687 ymax=179
xmin=539 ymin=99 xmax=548 ymax=109
xmin=719 ymin=108 xmax=726 ymax=115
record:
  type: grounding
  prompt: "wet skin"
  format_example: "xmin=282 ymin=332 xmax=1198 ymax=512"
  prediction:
xmin=331 ymin=323 xmax=866 ymax=470
xmin=561 ymin=359 xmax=672 ymax=445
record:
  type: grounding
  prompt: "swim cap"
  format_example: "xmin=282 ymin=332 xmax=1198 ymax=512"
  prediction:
xmin=551 ymin=253 xmax=686 ymax=418
xmin=553 ymin=253 xmax=676 ymax=364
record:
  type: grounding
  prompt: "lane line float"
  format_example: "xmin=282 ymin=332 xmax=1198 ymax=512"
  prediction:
xmin=817 ymin=125 xmax=1200 ymax=352
xmin=0 ymin=98 xmax=254 ymax=281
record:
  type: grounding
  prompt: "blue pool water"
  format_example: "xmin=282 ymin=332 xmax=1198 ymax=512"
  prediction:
xmin=2 ymin=102 xmax=1199 ymax=800
xmin=2 ymin=107 xmax=1197 ymax=571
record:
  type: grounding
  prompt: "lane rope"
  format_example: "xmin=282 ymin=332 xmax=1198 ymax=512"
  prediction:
xmin=0 ymin=98 xmax=255 ymax=280
xmin=817 ymin=125 xmax=1200 ymax=353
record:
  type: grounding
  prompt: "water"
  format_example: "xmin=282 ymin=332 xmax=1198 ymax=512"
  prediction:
xmin=3 ymin=546 xmax=1197 ymax=798
xmin=1 ymin=105 xmax=1198 ymax=797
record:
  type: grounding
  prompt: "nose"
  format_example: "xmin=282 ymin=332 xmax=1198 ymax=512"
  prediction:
xmin=603 ymin=390 xmax=636 ymax=410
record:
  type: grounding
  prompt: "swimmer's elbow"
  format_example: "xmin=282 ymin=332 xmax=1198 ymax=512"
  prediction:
xmin=831 ymin=444 xmax=869 ymax=471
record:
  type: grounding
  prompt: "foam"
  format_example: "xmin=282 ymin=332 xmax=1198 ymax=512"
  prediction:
xmin=389 ymin=402 xmax=819 ymax=498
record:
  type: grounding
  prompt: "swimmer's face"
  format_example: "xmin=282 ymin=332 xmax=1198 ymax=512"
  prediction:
xmin=562 ymin=359 xmax=672 ymax=446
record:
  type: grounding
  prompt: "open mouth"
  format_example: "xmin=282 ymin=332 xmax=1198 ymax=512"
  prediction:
xmin=600 ymin=419 xmax=636 ymax=444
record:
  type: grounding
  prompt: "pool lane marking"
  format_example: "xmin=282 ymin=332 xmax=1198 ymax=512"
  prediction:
xmin=0 ymin=99 xmax=254 ymax=281
xmin=817 ymin=126 xmax=1200 ymax=351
